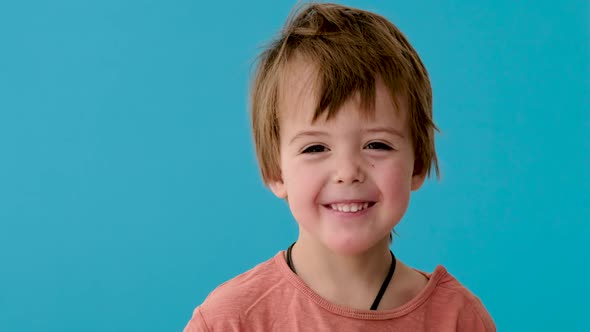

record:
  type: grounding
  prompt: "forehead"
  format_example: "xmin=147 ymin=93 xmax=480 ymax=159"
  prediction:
xmin=278 ymin=56 xmax=407 ymax=127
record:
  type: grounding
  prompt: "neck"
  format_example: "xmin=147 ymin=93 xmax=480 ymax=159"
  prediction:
xmin=289 ymin=236 xmax=393 ymax=310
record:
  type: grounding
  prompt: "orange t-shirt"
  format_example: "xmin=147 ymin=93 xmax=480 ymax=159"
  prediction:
xmin=184 ymin=251 xmax=495 ymax=331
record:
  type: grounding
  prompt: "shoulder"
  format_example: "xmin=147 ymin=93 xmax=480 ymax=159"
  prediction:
xmin=187 ymin=252 xmax=291 ymax=330
xmin=423 ymin=266 xmax=496 ymax=331
xmin=203 ymin=254 xmax=283 ymax=311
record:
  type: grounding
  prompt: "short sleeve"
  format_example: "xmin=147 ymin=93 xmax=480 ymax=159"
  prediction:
xmin=456 ymin=300 xmax=496 ymax=332
xmin=183 ymin=307 xmax=210 ymax=332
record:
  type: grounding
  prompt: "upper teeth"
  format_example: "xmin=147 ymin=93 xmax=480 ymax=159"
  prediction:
xmin=330 ymin=202 xmax=369 ymax=213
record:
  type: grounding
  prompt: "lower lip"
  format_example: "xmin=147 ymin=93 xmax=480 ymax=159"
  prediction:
xmin=322 ymin=204 xmax=374 ymax=219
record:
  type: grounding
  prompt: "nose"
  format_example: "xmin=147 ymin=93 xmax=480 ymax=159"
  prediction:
xmin=332 ymin=150 xmax=366 ymax=184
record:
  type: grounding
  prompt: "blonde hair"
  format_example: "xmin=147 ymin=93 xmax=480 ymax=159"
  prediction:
xmin=251 ymin=2 xmax=439 ymax=185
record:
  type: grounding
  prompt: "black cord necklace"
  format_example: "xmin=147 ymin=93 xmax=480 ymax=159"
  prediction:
xmin=286 ymin=242 xmax=396 ymax=310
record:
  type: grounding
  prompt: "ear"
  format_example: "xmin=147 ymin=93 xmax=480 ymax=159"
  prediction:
xmin=269 ymin=179 xmax=288 ymax=199
xmin=411 ymin=171 xmax=426 ymax=191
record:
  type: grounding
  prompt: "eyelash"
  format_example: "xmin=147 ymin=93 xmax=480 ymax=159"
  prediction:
xmin=302 ymin=145 xmax=327 ymax=154
xmin=301 ymin=142 xmax=393 ymax=154
xmin=365 ymin=142 xmax=393 ymax=150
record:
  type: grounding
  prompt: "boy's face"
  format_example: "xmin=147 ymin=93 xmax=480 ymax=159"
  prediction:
xmin=270 ymin=60 xmax=425 ymax=255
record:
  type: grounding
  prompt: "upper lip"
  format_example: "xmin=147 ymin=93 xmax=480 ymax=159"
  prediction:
xmin=322 ymin=199 xmax=375 ymax=205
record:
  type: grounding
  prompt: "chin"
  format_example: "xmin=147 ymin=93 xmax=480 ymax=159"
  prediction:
xmin=323 ymin=237 xmax=379 ymax=256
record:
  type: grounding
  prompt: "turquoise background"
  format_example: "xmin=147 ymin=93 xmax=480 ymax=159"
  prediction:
xmin=0 ymin=0 xmax=588 ymax=331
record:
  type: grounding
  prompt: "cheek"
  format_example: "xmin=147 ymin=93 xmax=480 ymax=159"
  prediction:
xmin=374 ymin=160 xmax=414 ymax=198
xmin=284 ymin=163 xmax=322 ymax=198
xmin=283 ymin=155 xmax=322 ymax=186
xmin=285 ymin=182 xmax=318 ymax=231
xmin=283 ymin=163 xmax=324 ymax=219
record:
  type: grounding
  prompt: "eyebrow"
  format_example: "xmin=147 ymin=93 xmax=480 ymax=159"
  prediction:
xmin=289 ymin=127 xmax=404 ymax=145
xmin=289 ymin=130 xmax=328 ymax=145
xmin=364 ymin=127 xmax=405 ymax=138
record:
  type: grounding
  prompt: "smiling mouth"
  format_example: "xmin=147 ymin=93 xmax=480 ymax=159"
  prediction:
xmin=324 ymin=202 xmax=376 ymax=213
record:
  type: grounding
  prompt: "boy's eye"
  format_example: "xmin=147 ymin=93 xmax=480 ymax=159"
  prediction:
xmin=366 ymin=142 xmax=393 ymax=150
xmin=302 ymin=145 xmax=327 ymax=154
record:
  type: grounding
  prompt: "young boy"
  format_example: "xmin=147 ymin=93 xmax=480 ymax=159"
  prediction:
xmin=184 ymin=2 xmax=495 ymax=331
